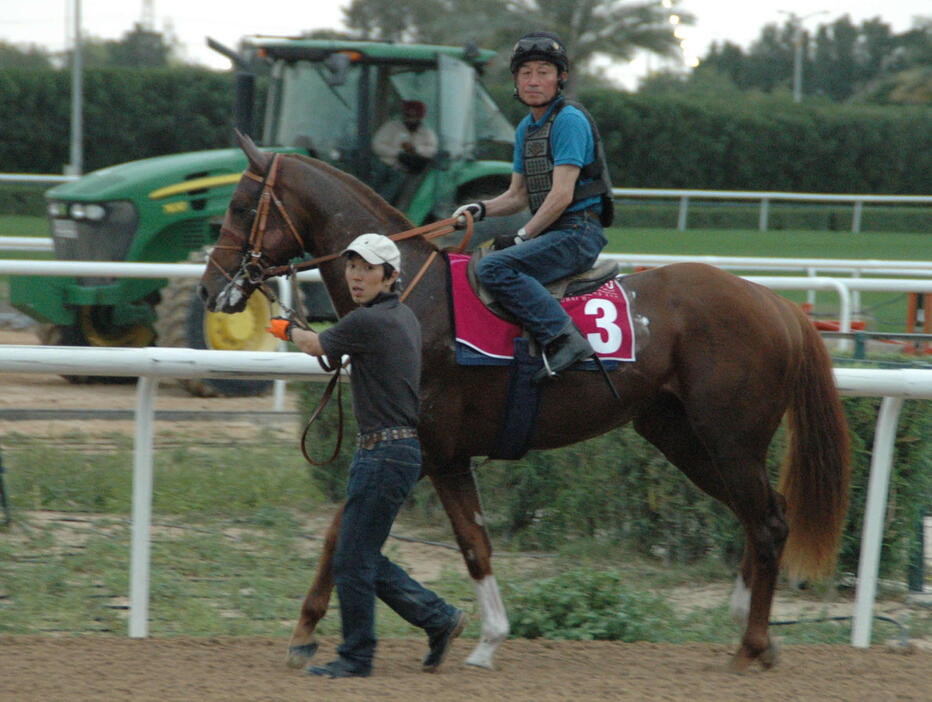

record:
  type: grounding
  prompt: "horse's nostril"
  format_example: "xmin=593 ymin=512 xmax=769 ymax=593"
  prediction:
xmin=197 ymin=284 xmax=209 ymax=305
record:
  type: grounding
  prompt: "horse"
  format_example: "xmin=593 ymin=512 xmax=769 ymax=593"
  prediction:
xmin=198 ymin=132 xmax=850 ymax=673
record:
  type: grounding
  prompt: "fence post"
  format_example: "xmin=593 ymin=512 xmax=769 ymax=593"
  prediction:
xmin=851 ymin=395 xmax=905 ymax=648
xmin=759 ymin=198 xmax=770 ymax=232
xmin=852 ymin=200 xmax=863 ymax=233
xmin=129 ymin=375 xmax=158 ymax=638
xmin=676 ymin=196 xmax=689 ymax=231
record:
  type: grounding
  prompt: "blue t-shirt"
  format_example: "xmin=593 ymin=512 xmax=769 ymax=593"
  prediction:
xmin=513 ymin=98 xmax=601 ymax=213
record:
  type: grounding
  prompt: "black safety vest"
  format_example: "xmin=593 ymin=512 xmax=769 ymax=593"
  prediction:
xmin=522 ymin=99 xmax=614 ymax=227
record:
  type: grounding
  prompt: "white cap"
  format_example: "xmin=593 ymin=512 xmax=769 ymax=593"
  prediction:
xmin=342 ymin=233 xmax=401 ymax=271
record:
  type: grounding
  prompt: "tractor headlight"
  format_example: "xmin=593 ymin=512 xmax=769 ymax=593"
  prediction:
xmin=47 ymin=201 xmax=68 ymax=218
xmin=83 ymin=204 xmax=108 ymax=221
xmin=68 ymin=202 xmax=108 ymax=221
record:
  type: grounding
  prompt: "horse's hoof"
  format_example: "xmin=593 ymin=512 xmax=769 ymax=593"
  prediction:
xmin=758 ymin=641 xmax=781 ymax=670
xmin=286 ymin=641 xmax=319 ymax=669
xmin=726 ymin=651 xmax=753 ymax=674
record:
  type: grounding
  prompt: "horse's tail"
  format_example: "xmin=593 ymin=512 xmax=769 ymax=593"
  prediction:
xmin=777 ymin=308 xmax=851 ymax=581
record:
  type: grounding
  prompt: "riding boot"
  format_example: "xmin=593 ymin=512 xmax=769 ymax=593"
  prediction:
xmin=533 ymin=321 xmax=595 ymax=383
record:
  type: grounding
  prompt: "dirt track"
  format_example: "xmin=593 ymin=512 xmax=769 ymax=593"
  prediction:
xmin=2 ymin=636 xmax=931 ymax=702
xmin=2 ymin=326 xmax=932 ymax=700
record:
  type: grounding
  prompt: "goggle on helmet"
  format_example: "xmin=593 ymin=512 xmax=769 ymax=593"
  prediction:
xmin=509 ymin=33 xmax=569 ymax=75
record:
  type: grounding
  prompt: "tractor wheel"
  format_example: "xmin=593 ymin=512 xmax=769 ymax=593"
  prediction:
xmin=154 ymin=250 xmax=280 ymax=397
xmin=37 ymin=305 xmax=156 ymax=385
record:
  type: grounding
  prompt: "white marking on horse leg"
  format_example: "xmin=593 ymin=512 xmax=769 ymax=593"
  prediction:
xmin=730 ymin=572 xmax=750 ymax=627
xmin=465 ymin=575 xmax=509 ymax=669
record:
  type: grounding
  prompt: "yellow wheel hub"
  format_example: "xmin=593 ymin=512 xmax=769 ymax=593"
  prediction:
xmin=204 ymin=294 xmax=278 ymax=351
xmin=79 ymin=307 xmax=155 ymax=347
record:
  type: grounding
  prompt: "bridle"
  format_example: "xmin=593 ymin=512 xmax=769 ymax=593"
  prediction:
xmin=209 ymin=153 xmax=305 ymax=292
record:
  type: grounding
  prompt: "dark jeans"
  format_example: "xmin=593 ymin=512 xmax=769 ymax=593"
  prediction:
xmin=333 ymin=437 xmax=456 ymax=670
xmin=475 ymin=211 xmax=607 ymax=344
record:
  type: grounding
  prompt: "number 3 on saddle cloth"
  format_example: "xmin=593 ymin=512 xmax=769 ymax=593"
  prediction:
xmin=446 ymin=252 xmax=636 ymax=459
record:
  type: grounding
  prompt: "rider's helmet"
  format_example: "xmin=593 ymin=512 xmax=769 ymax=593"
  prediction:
xmin=509 ymin=31 xmax=569 ymax=75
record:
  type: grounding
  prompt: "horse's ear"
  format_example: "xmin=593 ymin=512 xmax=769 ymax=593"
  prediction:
xmin=235 ymin=129 xmax=270 ymax=175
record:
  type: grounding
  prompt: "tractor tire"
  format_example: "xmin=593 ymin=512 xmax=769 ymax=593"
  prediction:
xmin=37 ymin=305 xmax=156 ymax=385
xmin=154 ymin=249 xmax=280 ymax=397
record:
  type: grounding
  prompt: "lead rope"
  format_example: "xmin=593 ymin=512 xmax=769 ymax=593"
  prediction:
xmin=295 ymin=212 xmax=475 ymax=465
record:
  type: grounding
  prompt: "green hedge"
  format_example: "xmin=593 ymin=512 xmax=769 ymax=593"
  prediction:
xmin=0 ymin=68 xmax=233 ymax=174
xmin=3 ymin=68 xmax=930 ymax=195
xmin=299 ymin=380 xmax=931 ymax=581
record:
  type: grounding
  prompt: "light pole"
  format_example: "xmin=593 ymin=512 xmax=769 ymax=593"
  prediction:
xmin=68 ymin=0 xmax=84 ymax=175
xmin=779 ymin=10 xmax=829 ymax=103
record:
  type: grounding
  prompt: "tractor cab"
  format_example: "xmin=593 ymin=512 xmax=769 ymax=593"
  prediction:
xmin=248 ymin=39 xmax=515 ymax=225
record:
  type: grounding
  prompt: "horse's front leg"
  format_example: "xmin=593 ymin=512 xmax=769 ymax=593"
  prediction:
xmin=286 ymin=503 xmax=345 ymax=668
xmin=429 ymin=462 xmax=509 ymax=669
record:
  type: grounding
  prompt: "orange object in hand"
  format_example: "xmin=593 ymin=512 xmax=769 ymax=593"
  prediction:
xmin=266 ymin=317 xmax=292 ymax=341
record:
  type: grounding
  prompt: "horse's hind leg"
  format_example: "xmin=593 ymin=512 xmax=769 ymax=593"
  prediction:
xmin=429 ymin=461 xmax=509 ymax=669
xmin=286 ymin=503 xmax=345 ymax=668
xmin=633 ymin=391 xmax=787 ymax=671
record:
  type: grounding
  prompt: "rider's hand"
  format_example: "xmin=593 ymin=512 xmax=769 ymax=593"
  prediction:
xmin=266 ymin=317 xmax=293 ymax=342
xmin=451 ymin=202 xmax=485 ymax=229
xmin=492 ymin=227 xmax=528 ymax=251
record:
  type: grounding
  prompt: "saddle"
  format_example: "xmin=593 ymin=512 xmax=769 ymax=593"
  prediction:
xmin=465 ymin=244 xmax=620 ymax=325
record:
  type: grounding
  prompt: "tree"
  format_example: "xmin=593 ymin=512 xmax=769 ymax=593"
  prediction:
xmin=691 ymin=14 xmax=932 ymax=104
xmin=0 ymin=41 xmax=54 ymax=69
xmin=341 ymin=0 xmax=692 ymax=95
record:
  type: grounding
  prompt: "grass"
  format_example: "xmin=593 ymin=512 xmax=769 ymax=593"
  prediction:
xmin=2 ymin=434 xmax=927 ymax=645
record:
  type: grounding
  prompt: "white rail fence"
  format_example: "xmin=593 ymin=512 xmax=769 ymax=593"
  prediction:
xmin=2 ymin=174 xmax=929 ymax=233
xmin=610 ymin=188 xmax=932 ymax=233
xmin=0 ymin=344 xmax=927 ymax=649
xmin=1 ymin=257 xmax=930 ymax=355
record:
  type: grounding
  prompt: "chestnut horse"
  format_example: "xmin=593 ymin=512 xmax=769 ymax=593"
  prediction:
xmin=198 ymin=133 xmax=850 ymax=672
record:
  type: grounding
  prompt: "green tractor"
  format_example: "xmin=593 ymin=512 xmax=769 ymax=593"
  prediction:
xmin=10 ymin=38 xmax=518 ymax=396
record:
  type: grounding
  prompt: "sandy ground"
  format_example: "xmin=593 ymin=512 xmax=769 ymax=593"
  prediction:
xmin=1 ymin=636 xmax=931 ymax=702
xmin=2 ymin=327 xmax=932 ymax=701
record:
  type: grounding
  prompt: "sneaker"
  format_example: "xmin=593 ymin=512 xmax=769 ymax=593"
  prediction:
xmin=307 ymin=658 xmax=371 ymax=678
xmin=422 ymin=610 xmax=468 ymax=672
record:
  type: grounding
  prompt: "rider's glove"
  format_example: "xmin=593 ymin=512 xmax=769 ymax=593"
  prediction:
xmin=266 ymin=317 xmax=294 ymax=342
xmin=451 ymin=202 xmax=485 ymax=229
xmin=493 ymin=227 xmax=529 ymax=250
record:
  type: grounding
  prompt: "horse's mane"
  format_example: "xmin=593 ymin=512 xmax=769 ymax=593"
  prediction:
xmin=284 ymin=153 xmax=439 ymax=257
xmin=285 ymin=153 xmax=407 ymax=224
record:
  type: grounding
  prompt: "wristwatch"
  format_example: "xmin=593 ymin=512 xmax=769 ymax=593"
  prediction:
xmin=516 ymin=227 xmax=529 ymax=242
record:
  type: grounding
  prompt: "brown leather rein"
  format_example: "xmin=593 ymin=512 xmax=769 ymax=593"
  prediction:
xmin=209 ymin=152 xmax=477 ymax=465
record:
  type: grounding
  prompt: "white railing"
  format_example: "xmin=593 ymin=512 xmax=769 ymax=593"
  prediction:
xmin=2 ymin=178 xmax=928 ymax=233
xmin=1 ymin=259 xmax=929 ymax=355
xmin=0 ymin=173 xmax=78 ymax=185
xmin=0 ymin=343 xmax=926 ymax=648
xmin=612 ymin=187 xmax=932 ymax=233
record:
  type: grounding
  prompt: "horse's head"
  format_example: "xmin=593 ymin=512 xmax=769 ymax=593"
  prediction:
xmin=198 ymin=131 xmax=308 ymax=313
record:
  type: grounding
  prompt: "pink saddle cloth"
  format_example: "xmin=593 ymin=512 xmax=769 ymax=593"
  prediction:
xmin=449 ymin=253 xmax=636 ymax=362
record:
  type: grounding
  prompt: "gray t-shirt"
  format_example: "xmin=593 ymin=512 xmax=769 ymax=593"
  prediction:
xmin=318 ymin=292 xmax=421 ymax=434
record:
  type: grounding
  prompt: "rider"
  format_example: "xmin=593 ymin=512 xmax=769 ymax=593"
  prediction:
xmin=267 ymin=234 xmax=466 ymax=678
xmin=451 ymin=31 xmax=613 ymax=382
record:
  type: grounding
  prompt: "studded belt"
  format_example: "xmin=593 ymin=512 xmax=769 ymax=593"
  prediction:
xmin=356 ymin=426 xmax=418 ymax=450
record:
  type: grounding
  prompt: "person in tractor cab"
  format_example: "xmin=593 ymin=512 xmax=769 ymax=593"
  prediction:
xmin=372 ymin=100 xmax=439 ymax=211
xmin=372 ymin=100 xmax=439 ymax=174
xmin=266 ymin=234 xmax=466 ymax=678
xmin=451 ymin=31 xmax=614 ymax=383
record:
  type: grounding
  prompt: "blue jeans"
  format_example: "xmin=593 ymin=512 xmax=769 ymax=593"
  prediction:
xmin=475 ymin=211 xmax=607 ymax=344
xmin=332 ymin=438 xmax=456 ymax=670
